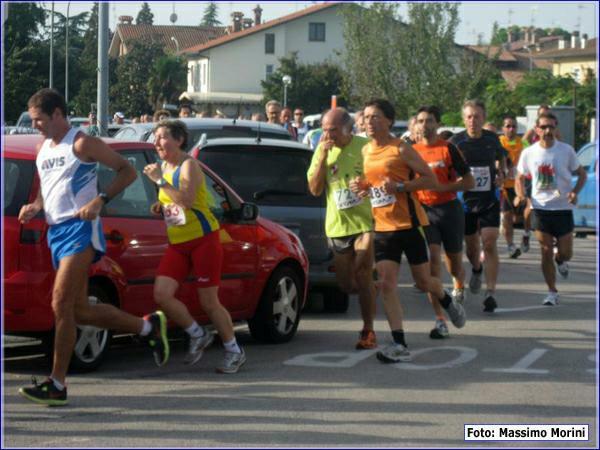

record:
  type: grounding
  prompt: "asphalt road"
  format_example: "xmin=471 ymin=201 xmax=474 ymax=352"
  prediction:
xmin=3 ymin=231 xmax=597 ymax=447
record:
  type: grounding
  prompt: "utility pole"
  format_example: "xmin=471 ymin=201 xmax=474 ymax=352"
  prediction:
xmin=65 ymin=1 xmax=70 ymax=107
xmin=49 ymin=2 xmax=55 ymax=88
xmin=97 ymin=3 xmax=109 ymax=136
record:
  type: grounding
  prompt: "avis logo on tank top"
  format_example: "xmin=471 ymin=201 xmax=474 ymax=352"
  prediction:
xmin=41 ymin=157 xmax=66 ymax=170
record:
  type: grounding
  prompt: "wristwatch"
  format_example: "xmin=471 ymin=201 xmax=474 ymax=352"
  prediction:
xmin=396 ymin=182 xmax=406 ymax=193
xmin=156 ymin=177 xmax=167 ymax=188
xmin=98 ymin=192 xmax=110 ymax=204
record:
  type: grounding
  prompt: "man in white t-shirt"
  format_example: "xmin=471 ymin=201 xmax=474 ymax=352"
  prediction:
xmin=515 ymin=112 xmax=587 ymax=306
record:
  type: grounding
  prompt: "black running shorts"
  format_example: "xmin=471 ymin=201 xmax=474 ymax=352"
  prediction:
xmin=531 ymin=209 xmax=574 ymax=239
xmin=374 ymin=227 xmax=429 ymax=265
xmin=423 ymin=199 xmax=464 ymax=254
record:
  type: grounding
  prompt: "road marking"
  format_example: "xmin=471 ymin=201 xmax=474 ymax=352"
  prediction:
xmin=284 ymin=349 xmax=377 ymax=367
xmin=483 ymin=348 xmax=549 ymax=374
xmin=393 ymin=346 xmax=478 ymax=370
xmin=495 ymin=305 xmax=562 ymax=313
xmin=587 ymin=353 xmax=596 ymax=374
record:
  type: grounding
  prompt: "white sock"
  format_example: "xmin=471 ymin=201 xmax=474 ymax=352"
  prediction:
xmin=50 ymin=377 xmax=65 ymax=391
xmin=139 ymin=319 xmax=152 ymax=337
xmin=185 ymin=322 xmax=205 ymax=338
xmin=223 ymin=338 xmax=241 ymax=354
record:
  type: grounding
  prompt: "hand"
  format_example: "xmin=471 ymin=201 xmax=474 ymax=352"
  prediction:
xmin=75 ymin=197 xmax=103 ymax=221
xmin=567 ymin=191 xmax=578 ymax=205
xmin=495 ymin=171 xmax=505 ymax=188
xmin=143 ymin=163 xmax=162 ymax=184
xmin=349 ymin=176 xmax=369 ymax=198
xmin=513 ymin=195 xmax=526 ymax=208
xmin=18 ymin=203 xmax=41 ymax=224
xmin=150 ymin=201 xmax=163 ymax=216
xmin=381 ymin=177 xmax=397 ymax=196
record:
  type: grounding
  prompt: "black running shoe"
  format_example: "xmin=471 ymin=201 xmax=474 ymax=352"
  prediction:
xmin=19 ymin=377 xmax=67 ymax=406
xmin=144 ymin=311 xmax=170 ymax=366
xmin=483 ymin=295 xmax=497 ymax=313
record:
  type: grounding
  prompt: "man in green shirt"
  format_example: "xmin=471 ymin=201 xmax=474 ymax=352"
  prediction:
xmin=307 ymin=108 xmax=377 ymax=349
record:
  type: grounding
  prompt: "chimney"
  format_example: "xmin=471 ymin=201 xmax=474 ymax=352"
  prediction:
xmin=242 ymin=18 xmax=253 ymax=29
xmin=507 ymin=30 xmax=513 ymax=43
xmin=532 ymin=28 xmax=542 ymax=44
xmin=581 ymin=33 xmax=588 ymax=48
xmin=119 ymin=15 xmax=134 ymax=25
xmin=524 ymin=28 xmax=530 ymax=44
xmin=253 ymin=4 xmax=263 ymax=26
xmin=558 ymin=39 xmax=566 ymax=49
xmin=231 ymin=12 xmax=243 ymax=33
xmin=571 ymin=31 xmax=580 ymax=48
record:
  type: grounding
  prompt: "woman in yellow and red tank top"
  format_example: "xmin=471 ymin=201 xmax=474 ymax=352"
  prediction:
xmin=350 ymin=99 xmax=467 ymax=363
xmin=143 ymin=120 xmax=246 ymax=374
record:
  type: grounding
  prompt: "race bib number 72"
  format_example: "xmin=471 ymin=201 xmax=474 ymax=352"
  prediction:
xmin=334 ymin=188 xmax=362 ymax=210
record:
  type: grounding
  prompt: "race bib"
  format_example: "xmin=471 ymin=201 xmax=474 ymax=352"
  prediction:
xmin=163 ymin=203 xmax=187 ymax=226
xmin=370 ymin=185 xmax=396 ymax=208
xmin=470 ymin=166 xmax=491 ymax=192
xmin=334 ymin=188 xmax=362 ymax=210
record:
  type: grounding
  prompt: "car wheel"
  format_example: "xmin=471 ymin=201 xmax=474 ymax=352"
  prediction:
xmin=69 ymin=285 xmax=113 ymax=372
xmin=248 ymin=267 xmax=302 ymax=344
xmin=323 ymin=287 xmax=350 ymax=313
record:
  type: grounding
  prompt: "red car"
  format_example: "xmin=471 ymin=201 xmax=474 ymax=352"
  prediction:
xmin=3 ymin=135 xmax=308 ymax=371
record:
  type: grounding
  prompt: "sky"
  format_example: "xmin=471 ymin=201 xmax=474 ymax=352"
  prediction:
xmin=31 ymin=1 xmax=598 ymax=45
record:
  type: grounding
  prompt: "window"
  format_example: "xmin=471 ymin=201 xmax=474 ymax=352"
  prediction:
xmin=204 ymin=173 xmax=230 ymax=222
xmin=309 ymin=23 xmax=325 ymax=42
xmin=265 ymin=64 xmax=274 ymax=79
xmin=265 ymin=33 xmax=275 ymax=54
xmin=577 ymin=143 xmax=597 ymax=172
xmin=3 ymin=159 xmax=35 ymax=217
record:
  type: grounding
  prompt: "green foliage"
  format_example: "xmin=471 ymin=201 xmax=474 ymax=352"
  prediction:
xmin=136 ymin=2 xmax=154 ymax=25
xmin=261 ymin=53 xmax=345 ymax=113
xmin=148 ymin=55 xmax=188 ymax=110
xmin=201 ymin=2 xmax=222 ymax=27
xmin=71 ymin=3 xmax=99 ymax=115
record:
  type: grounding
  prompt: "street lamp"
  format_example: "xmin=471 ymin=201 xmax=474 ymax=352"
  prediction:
xmin=282 ymin=74 xmax=292 ymax=107
xmin=170 ymin=36 xmax=180 ymax=53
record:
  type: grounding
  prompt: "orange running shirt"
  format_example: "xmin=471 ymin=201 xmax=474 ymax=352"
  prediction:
xmin=499 ymin=135 xmax=526 ymax=189
xmin=413 ymin=138 xmax=470 ymax=206
xmin=362 ymin=138 xmax=429 ymax=232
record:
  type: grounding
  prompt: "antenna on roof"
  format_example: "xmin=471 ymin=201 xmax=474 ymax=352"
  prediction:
xmin=170 ymin=2 xmax=178 ymax=24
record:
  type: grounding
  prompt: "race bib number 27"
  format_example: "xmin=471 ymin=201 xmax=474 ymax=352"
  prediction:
xmin=470 ymin=166 xmax=491 ymax=192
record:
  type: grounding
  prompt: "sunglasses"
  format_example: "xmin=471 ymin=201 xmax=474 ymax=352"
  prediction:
xmin=294 ymin=113 xmax=303 ymax=116
xmin=504 ymin=125 xmax=516 ymax=129
xmin=538 ymin=125 xmax=556 ymax=130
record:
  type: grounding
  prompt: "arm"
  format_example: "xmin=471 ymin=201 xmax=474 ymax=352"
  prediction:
xmin=18 ymin=186 xmax=44 ymax=224
xmin=391 ymin=142 xmax=438 ymax=193
xmin=514 ymin=172 xmax=527 ymax=205
xmin=144 ymin=159 xmax=201 ymax=209
xmin=307 ymin=142 xmax=331 ymax=196
xmin=568 ymin=165 xmax=587 ymax=205
xmin=523 ymin=128 xmax=535 ymax=143
xmin=437 ymin=143 xmax=475 ymax=192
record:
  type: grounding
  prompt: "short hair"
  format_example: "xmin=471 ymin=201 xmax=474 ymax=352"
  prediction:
xmin=538 ymin=104 xmax=551 ymax=114
xmin=502 ymin=114 xmax=517 ymax=123
xmin=179 ymin=104 xmax=192 ymax=112
xmin=153 ymin=109 xmax=171 ymax=122
xmin=416 ymin=105 xmax=441 ymax=123
xmin=265 ymin=100 xmax=281 ymax=110
xmin=153 ymin=120 xmax=189 ymax=150
xmin=364 ymin=98 xmax=395 ymax=127
xmin=28 ymin=88 xmax=67 ymax=117
xmin=439 ymin=130 xmax=454 ymax=140
xmin=462 ymin=99 xmax=486 ymax=115
xmin=536 ymin=112 xmax=558 ymax=127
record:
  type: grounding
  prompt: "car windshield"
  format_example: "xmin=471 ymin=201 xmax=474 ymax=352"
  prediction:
xmin=4 ymin=159 xmax=35 ymax=216
xmin=198 ymin=146 xmax=321 ymax=207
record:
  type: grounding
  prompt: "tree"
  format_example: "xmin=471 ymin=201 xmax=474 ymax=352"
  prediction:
xmin=147 ymin=55 xmax=188 ymax=110
xmin=201 ymin=2 xmax=222 ymax=27
xmin=136 ymin=2 xmax=154 ymax=25
xmin=261 ymin=53 xmax=345 ymax=114
xmin=72 ymin=3 xmax=99 ymax=115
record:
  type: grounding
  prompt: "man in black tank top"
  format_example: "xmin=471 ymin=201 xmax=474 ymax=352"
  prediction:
xmin=450 ymin=100 xmax=507 ymax=313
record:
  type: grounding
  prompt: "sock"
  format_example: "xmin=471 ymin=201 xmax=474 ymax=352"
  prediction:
xmin=472 ymin=265 xmax=483 ymax=274
xmin=223 ymin=338 xmax=241 ymax=354
xmin=139 ymin=319 xmax=152 ymax=337
xmin=435 ymin=315 xmax=446 ymax=322
xmin=439 ymin=292 xmax=452 ymax=309
xmin=454 ymin=281 xmax=465 ymax=289
xmin=391 ymin=330 xmax=406 ymax=347
xmin=185 ymin=322 xmax=205 ymax=338
xmin=485 ymin=289 xmax=495 ymax=298
xmin=50 ymin=377 xmax=65 ymax=391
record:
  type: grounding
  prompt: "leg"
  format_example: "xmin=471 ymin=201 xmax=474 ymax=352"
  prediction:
xmin=198 ymin=286 xmax=235 ymax=343
xmin=536 ymin=230 xmax=557 ymax=292
xmin=445 ymin=251 xmax=465 ymax=288
xmin=464 ymin=233 xmax=481 ymax=271
xmin=153 ymin=276 xmax=195 ymax=328
xmin=556 ymin=232 xmax=573 ymax=262
xmin=376 ymin=260 xmax=403 ymax=331
xmin=353 ymin=232 xmax=376 ymax=331
xmin=427 ymin=244 xmax=445 ymax=319
xmin=480 ymin=227 xmax=500 ymax=293
xmin=332 ymin=251 xmax=357 ymax=294
xmin=502 ymin=210 xmax=515 ymax=247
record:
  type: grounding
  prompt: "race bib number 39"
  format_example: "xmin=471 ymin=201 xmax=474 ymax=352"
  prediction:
xmin=334 ymin=188 xmax=362 ymax=210
xmin=164 ymin=203 xmax=187 ymax=226
xmin=470 ymin=166 xmax=491 ymax=192
xmin=370 ymin=186 xmax=396 ymax=208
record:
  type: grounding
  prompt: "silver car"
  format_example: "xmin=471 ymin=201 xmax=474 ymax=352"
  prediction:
xmin=192 ymin=137 xmax=349 ymax=312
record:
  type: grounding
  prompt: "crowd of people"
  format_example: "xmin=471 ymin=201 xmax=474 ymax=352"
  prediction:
xmin=16 ymin=87 xmax=587 ymax=406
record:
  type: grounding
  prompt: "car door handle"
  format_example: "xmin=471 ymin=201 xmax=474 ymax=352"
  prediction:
xmin=104 ymin=230 xmax=124 ymax=243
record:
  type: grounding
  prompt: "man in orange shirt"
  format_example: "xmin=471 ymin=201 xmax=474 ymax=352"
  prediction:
xmin=350 ymin=99 xmax=466 ymax=363
xmin=413 ymin=106 xmax=475 ymax=339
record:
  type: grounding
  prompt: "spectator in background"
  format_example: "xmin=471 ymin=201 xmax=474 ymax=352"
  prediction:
xmin=523 ymin=104 xmax=562 ymax=143
xmin=280 ymin=107 xmax=298 ymax=140
xmin=354 ymin=110 xmax=366 ymax=136
xmin=179 ymin=105 xmax=194 ymax=118
xmin=292 ymin=108 xmax=310 ymax=142
xmin=400 ymin=116 xmax=418 ymax=143
xmin=483 ymin=122 xmax=498 ymax=133
xmin=439 ymin=130 xmax=454 ymax=141
xmin=303 ymin=110 xmax=328 ymax=151
xmin=197 ymin=111 xmax=210 ymax=118
xmin=265 ymin=100 xmax=282 ymax=125
xmin=141 ymin=114 xmax=152 ymax=123
xmin=87 ymin=112 xmax=99 ymax=136
xmin=113 ymin=112 xmax=125 ymax=125
xmin=153 ymin=109 xmax=171 ymax=122
xmin=251 ymin=112 xmax=265 ymax=122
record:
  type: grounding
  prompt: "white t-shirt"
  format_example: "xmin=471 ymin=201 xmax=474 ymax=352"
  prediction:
xmin=517 ymin=140 xmax=580 ymax=210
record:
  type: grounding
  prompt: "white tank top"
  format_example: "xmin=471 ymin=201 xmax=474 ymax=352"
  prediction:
xmin=36 ymin=128 xmax=99 ymax=225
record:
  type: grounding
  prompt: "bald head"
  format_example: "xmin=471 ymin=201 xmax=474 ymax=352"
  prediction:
xmin=322 ymin=108 xmax=353 ymax=147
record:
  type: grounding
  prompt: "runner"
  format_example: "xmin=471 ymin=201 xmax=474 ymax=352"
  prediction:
xmin=413 ymin=106 xmax=475 ymax=339
xmin=143 ymin=120 xmax=246 ymax=373
xmin=515 ymin=112 xmax=587 ymax=305
xmin=350 ymin=99 xmax=466 ymax=363
xmin=307 ymin=108 xmax=377 ymax=349
xmin=18 ymin=89 xmax=169 ymax=407
xmin=450 ymin=100 xmax=507 ymax=313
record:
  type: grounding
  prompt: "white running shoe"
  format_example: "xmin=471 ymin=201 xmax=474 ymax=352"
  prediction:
xmin=543 ymin=291 xmax=559 ymax=306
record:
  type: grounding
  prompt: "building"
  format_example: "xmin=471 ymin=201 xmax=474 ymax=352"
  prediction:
xmin=534 ymin=37 xmax=597 ymax=83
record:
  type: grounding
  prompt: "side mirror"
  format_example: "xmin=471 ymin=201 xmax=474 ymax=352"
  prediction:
xmin=240 ymin=202 xmax=259 ymax=221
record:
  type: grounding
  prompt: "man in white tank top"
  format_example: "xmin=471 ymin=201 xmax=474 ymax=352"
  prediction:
xmin=18 ymin=89 xmax=170 ymax=407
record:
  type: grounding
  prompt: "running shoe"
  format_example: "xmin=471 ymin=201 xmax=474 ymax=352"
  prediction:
xmin=469 ymin=268 xmax=483 ymax=294
xmin=184 ymin=330 xmax=214 ymax=365
xmin=521 ymin=234 xmax=530 ymax=253
xmin=542 ymin=291 xmax=559 ymax=306
xmin=376 ymin=343 xmax=411 ymax=363
xmin=19 ymin=377 xmax=67 ymax=407
xmin=483 ymin=295 xmax=497 ymax=313
xmin=445 ymin=300 xmax=466 ymax=328
xmin=508 ymin=244 xmax=521 ymax=259
xmin=216 ymin=349 xmax=247 ymax=374
xmin=451 ymin=287 xmax=465 ymax=305
xmin=556 ymin=260 xmax=569 ymax=279
xmin=429 ymin=319 xmax=450 ymax=339
xmin=356 ymin=329 xmax=377 ymax=350
xmin=144 ymin=311 xmax=170 ymax=367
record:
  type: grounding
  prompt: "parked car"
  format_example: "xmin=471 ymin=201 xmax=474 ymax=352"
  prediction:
xmin=113 ymin=118 xmax=293 ymax=150
xmin=572 ymin=141 xmax=597 ymax=233
xmin=3 ymin=135 xmax=308 ymax=371
xmin=68 ymin=117 xmax=89 ymax=128
xmin=191 ymin=137 xmax=349 ymax=312
xmin=7 ymin=112 xmax=39 ymax=135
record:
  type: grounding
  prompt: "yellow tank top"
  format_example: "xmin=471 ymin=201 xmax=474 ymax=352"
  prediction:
xmin=158 ymin=160 xmax=220 ymax=244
